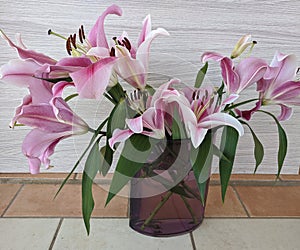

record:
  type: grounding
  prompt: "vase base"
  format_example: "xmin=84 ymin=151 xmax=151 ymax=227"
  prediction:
xmin=129 ymin=218 xmax=204 ymax=237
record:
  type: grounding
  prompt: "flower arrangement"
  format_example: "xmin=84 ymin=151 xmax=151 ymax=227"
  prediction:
xmin=1 ymin=4 xmax=299 ymax=235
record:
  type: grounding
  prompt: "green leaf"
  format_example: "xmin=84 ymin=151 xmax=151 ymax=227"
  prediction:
xmin=54 ymin=135 xmax=96 ymax=199
xmin=55 ymin=118 xmax=108 ymax=199
xmin=145 ymin=84 xmax=155 ymax=95
xmin=34 ymin=76 xmax=73 ymax=83
xmin=219 ymin=126 xmax=239 ymax=202
xmin=216 ymin=82 xmax=225 ymax=106
xmin=257 ymin=110 xmax=287 ymax=177
xmin=105 ymin=134 xmax=152 ymax=206
xmin=239 ymin=120 xmax=264 ymax=172
xmin=195 ymin=62 xmax=208 ymax=88
xmin=107 ymin=98 xmax=127 ymax=139
xmin=99 ymin=145 xmax=113 ymax=176
xmin=172 ymin=107 xmax=186 ymax=140
xmin=107 ymin=82 xmax=125 ymax=103
xmin=129 ymin=134 xmax=151 ymax=152
xmin=212 ymin=144 xmax=230 ymax=163
xmin=82 ymin=140 xmax=101 ymax=235
xmin=103 ymin=98 xmax=128 ymax=175
xmin=191 ymin=131 xmax=213 ymax=204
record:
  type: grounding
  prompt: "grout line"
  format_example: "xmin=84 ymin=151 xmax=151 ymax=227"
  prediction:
xmin=231 ymin=186 xmax=251 ymax=218
xmin=1 ymin=177 xmax=299 ymax=186
xmin=190 ymin=232 xmax=197 ymax=250
xmin=49 ymin=218 xmax=63 ymax=250
xmin=1 ymin=184 xmax=24 ymax=217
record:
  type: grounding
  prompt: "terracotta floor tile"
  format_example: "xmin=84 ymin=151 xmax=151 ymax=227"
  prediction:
xmin=205 ymin=185 xmax=247 ymax=217
xmin=0 ymin=184 xmax=21 ymax=215
xmin=229 ymin=174 xmax=278 ymax=181
xmin=75 ymin=173 xmax=113 ymax=180
xmin=235 ymin=186 xmax=300 ymax=217
xmin=92 ymin=184 xmax=128 ymax=217
xmin=280 ymin=174 xmax=300 ymax=181
xmin=4 ymin=184 xmax=128 ymax=217
xmin=208 ymin=174 xmax=279 ymax=183
xmin=0 ymin=173 xmax=75 ymax=179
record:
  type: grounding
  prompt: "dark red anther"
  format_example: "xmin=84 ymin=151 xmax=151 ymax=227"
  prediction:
xmin=117 ymin=40 xmax=122 ymax=46
xmin=79 ymin=28 xmax=83 ymax=43
xmin=192 ymin=91 xmax=196 ymax=100
xmin=80 ymin=25 xmax=85 ymax=40
xmin=110 ymin=47 xmax=116 ymax=57
xmin=123 ymin=37 xmax=131 ymax=51
xmin=66 ymin=37 xmax=72 ymax=55
xmin=70 ymin=34 xmax=77 ymax=49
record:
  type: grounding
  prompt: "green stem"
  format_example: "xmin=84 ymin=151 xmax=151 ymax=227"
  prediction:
xmin=181 ymin=181 xmax=201 ymax=201
xmin=180 ymin=195 xmax=197 ymax=224
xmin=141 ymin=191 xmax=173 ymax=230
xmin=224 ymin=98 xmax=258 ymax=112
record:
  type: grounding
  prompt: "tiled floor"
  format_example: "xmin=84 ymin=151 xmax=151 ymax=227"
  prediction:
xmin=0 ymin=173 xmax=299 ymax=249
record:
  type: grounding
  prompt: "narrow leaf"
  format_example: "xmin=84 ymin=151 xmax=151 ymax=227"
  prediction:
xmin=258 ymin=110 xmax=287 ymax=176
xmin=54 ymin=134 xmax=96 ymax=199
xmin=55 ymin=118 xmax=108 ymax=198
xmin=107 ymin=98 xmax=127 ymax=138
xmin=195 ymin=62 xmax=208 ymax=88
xmin=99 ymin=145 xmax=112 ymax=176
xmin=105 ymin=134 xmax=151 ymax=206
xmin=34 ymin=76 xmax=73 ymax=83
xmin=219 ymin=126 xmax=239 ymax=202
xmin=239 ymin=120 xmax=264 ymax=172
xmin=129 ymin=134 xmax=151 ymax=152
xmin=82 ymin=140 xmax=101 ymax=235
xmin=107 ymin=82 xmax=125 ymax=103
xmin=145 ymin=84 xmax=155 ymax=95
xmin=212 ymin=144 xmax=230 ymax=163
xmin=191 ymin=131 xmax=213 ymax=204
xmin=103 ymin=98 xmax=128 ymax=175
xmin=172 ymin=107 xmax=185 ymax=139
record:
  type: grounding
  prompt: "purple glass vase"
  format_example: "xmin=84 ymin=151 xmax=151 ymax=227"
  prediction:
xmin=129 ymin=139 xmax=210 ymax=237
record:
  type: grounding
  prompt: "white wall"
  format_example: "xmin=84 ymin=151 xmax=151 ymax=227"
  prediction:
xmin=0 ymin=0 xmax=299 ymax=173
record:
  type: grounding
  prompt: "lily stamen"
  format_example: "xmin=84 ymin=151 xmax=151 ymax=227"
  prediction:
xmin=123 ymin=37 xmax=131 ymax=51
xmin=70 ymin=34 xmax=77 ymax=49
xmin=66 ymin=37 xmax=72 ymax=55
xmin=48 ymin=29 xmax=68 ymax=41
xmin=80 ymin=25 xmax=86 ymax=40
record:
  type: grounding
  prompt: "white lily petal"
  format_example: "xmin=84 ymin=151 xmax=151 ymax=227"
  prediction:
xmin=200 ymin=113 xmax=244 ymax=136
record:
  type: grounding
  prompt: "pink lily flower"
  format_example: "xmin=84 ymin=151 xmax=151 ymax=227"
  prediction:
xmin=109 ymin=79 xmax=186 ymax=148
xmin=0 ymin=30 xmax=79 ymax=98
xmin=182 ymin=86 xmax=244 ymax=148
xmin=109 ymin=107 xmax=165 ymax=149
xmin=257 ymin=52 xmax=300 ymax=121
xmin=114 ymin=15 xmax=169 ymax=89
xmin=85 ymin=6 xmax=169 ymax=90
xmin=148 ymin=79 xmax=195 ymax=133
xmin=202 ymin=52 xmax=267 ymax=95
xmin=18 ymin=97 xmax=89 ymax=173
xmin=0 ymin=30 xmax=56 ymax=65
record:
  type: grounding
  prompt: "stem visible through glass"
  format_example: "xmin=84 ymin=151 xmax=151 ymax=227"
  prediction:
xmin=141 ymin=191 xmax=173 ymax=230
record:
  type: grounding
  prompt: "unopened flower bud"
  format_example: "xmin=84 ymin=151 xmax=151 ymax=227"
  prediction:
xmin=231 ymin=34 xmax=256 ymax=59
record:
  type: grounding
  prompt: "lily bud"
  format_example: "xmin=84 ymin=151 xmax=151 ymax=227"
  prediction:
xmin=231 ymin=34 xmax=256 ymax=59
